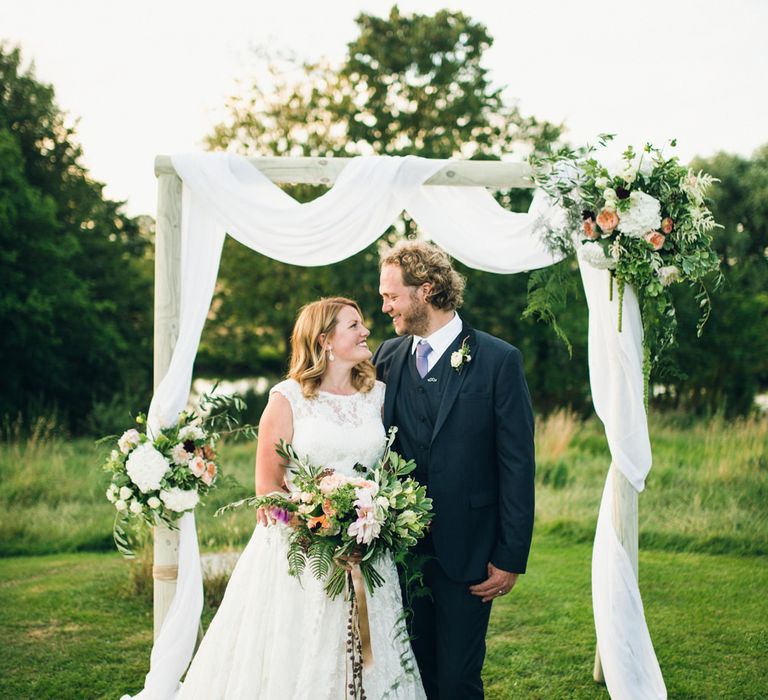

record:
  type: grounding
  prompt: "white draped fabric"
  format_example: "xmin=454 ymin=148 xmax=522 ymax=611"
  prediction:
xmin=127 ymin=153 xmax=665 ymax=699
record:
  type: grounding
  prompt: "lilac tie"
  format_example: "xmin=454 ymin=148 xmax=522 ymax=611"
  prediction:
xmin=415 ymin=340 xmax=433 ymax=379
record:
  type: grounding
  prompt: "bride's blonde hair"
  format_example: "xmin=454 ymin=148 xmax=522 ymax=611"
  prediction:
xmin=288 ymin=297 xmax=376 ymax=399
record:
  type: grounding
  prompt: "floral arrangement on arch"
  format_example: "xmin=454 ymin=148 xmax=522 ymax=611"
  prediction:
xmin=102 ymin=390 xmax=256 ymax=554
xmin=530 ymin=135 xmax=722 ymax=387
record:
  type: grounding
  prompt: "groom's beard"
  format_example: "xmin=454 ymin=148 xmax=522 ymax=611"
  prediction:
xmin=397 ymin=294 xmax=430 ymax=337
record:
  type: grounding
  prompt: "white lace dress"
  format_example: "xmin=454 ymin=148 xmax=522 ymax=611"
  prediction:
xmin=177 ymin=379 xmax=425 ymax=700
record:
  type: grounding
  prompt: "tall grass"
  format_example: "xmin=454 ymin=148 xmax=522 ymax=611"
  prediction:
xmin=533 ymin=409 xmax=768 ymax=555
xmin=1 ymin=411 xmax=766 ymax=557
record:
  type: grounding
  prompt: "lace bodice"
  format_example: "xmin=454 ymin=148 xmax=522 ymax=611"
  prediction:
xmin=269 ymin=379 xmax=387 ymax=477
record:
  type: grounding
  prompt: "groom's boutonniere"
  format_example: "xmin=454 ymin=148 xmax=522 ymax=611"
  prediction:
xmin=450 ymin=336 xmax=472 ymax=373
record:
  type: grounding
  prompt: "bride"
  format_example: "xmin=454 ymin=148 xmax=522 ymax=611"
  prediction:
xmin=177 ymin=297 xmax=425 ymax=699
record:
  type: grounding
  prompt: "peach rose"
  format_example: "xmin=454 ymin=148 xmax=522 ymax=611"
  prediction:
xmin=201 ymin=461 xmax=217 ymax=486
xmin=582 ymin=218 xmax=599 ymax=240
xmin=661 ymin=217 xmax=674 ymax=234
xmin=308 ymin=514 xmax=330 ymax=531
xmin=322 ymin=498 xmax=337 ymax=517
xmin=596 ymin=209 xmax=620 ymax=234
xmin=203 ymin=444 xmax=216 ymax=460
xmin=644 ymin=231 xmax=666 ymax=250
xmin=188 ymin=454 xmax=206 ymax=478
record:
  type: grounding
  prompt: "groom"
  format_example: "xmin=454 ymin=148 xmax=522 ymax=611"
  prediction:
xmin=372 ymin=240 xmax=535 ymax=699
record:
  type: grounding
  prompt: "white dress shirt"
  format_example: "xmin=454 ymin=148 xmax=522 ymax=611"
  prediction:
xmin=411 ymin=312 xmax=463 ymax=374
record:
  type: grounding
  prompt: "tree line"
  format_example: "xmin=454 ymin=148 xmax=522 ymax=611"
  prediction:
xmin=1 ymin=7 xmax=766 ymax=433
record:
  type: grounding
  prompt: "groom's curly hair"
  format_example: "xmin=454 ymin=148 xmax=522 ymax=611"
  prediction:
xmin=380 ymin=240 xmax=465 ymax=311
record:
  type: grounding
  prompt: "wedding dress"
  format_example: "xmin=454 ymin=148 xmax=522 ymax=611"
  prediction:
xmin=177 ymin=379 xmax=425 ymax=700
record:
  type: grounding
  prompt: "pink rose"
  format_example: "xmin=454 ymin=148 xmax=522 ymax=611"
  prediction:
xmin=596 ymin=209 xmax=620 ymax=234
xmin=582 ymin=218 xmax=599 ymax=240
xmin=661 ymin=217 xmax=674 ymax=234
xmin=188 ymin=455 xmax=206 ymax=478
xmin=644 ymin=231 xmax=666 ymax=251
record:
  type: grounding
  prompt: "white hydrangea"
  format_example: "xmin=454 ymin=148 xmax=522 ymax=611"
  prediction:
xmin=178 ymin=425 xmax=205 ymax=442
xmin=577 ymin=241 xmax=617 ymax=270
xmin=159 ymin=487 xmax=200 ymax=513
xmin=658 ymin=265 xmax=682 ymax=286
xmin=617 ymin=190 xmax=661 ymax=238
xmin=126 ymin=442 xmax=171 ymax=493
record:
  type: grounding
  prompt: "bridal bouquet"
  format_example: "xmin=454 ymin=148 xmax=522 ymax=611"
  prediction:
xmin=217 ymin=427 xmax=433 ymax=598
xmin=531 ymin=136 xmax=722 ymax=376
xmin=102 ymin=391 xmax=256 ymax=554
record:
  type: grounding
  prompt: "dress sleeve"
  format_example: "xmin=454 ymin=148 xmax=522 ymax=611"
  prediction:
xmin=374 ymin=380 xmax=386 ymax=412
xmin=269 ymin=379 xmax=300 ymax=414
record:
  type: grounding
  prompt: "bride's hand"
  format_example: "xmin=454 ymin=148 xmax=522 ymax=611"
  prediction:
xmin=256 ymin=506 xmax=274 ymax=527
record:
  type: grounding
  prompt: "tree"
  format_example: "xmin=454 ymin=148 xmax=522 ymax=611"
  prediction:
xmin=201 ymin=6 xmax=569 ymax=404
xmin=0 ymin=45 xmax=153 ymax=432
xmin=658 ymin=146 xmax=768 ymax=414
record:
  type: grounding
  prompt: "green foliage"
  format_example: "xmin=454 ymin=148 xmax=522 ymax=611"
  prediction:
xmin=216 ymin=431 xmax=432 ymax=598
xmin=0 ymin=44 xmax=153 ymax=432
xmin=342 ymin=7 xmax=559 ymax=158
xmin=658 ymin=147 xmax=768 ymax=414
xmin=530 ymin=137 xmax=723 ymax=396
xmin=522 ymin=261 xmax=582 ymax=357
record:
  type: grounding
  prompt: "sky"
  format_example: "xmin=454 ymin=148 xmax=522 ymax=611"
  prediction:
xmin=2 ymin=0 xmax=767 ymax=217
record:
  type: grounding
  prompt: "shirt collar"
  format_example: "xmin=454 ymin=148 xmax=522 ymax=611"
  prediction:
xmin=411 ymin=312 xmax=463 ymax=357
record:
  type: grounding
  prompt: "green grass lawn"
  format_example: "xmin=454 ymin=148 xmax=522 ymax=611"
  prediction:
xmin=1 ymin=533 xmax=766 ymax=699
xmin=1 ymin=413 xmax=766 ymax=697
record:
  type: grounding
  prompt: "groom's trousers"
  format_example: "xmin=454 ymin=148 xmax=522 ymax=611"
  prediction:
xmin=406 ymin=541 xmax=493 ymax=700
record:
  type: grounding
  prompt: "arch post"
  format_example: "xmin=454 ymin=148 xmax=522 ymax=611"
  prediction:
xmin=152 ymin=169 xmax=183 ymax=638
xmin=594 ymin=464 xmax=639 ymax=683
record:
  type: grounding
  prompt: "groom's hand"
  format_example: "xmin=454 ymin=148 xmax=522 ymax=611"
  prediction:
xmin=469 ymin=563 xmax=519 ymax=603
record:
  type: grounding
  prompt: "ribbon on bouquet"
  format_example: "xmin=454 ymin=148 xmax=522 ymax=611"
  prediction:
xmin=345 ymin=565 xmax=374 ymax=698
xmin=351 ymin=565 xmax=374 ymax=669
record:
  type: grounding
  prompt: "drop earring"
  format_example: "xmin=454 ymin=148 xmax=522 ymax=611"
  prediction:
xmin=327 ymin=347 xmax=335 ymax=362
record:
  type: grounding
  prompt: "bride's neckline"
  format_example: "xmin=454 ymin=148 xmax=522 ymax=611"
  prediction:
xmin=318 ymin=389 xmax=359 ymax=397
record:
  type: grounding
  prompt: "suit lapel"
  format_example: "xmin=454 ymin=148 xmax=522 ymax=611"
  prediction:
xmin=431 ymin=324 xmax=477 ymax=442
xmin=383 ymin=336 xmax=412 ymax=429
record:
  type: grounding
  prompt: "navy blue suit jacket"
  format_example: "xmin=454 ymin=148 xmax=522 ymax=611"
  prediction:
xmin=373 ymin=322 xmax=535 ymax=581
